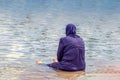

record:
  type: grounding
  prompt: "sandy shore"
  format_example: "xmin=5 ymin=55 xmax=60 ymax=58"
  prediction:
xmin=0 ymin=61 xmax=119 ymax=80
xmin=20 ymin=61 xmax=120 ymax=80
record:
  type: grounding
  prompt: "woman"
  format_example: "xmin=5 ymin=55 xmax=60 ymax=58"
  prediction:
xmin=37 ymin=24 xmax=85 ymax=71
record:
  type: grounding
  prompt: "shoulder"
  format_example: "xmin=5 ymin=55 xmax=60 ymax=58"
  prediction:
xmin=60 ymin=36 xmax=70 ymax=40
xmin=59 ymin=36 xmax=68 ymax=43
xmin=59 ymin=37 xmax=65 ymax=41
xmin=60 ymin=37 xmax=66 ymax=40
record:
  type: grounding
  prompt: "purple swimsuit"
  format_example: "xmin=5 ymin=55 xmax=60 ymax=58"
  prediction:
xmin=48 ymin=24 xmax=86 ymax=71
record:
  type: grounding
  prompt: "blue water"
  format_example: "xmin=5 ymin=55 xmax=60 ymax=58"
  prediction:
xmin=0 ymin=0 xmax=120 ymax=80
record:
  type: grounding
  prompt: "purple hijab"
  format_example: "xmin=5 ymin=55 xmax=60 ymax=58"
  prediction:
xmin=66 ymin=24 xmax=76 ymax=36
xmin=48 ymin=24 xmax=86 ymax=71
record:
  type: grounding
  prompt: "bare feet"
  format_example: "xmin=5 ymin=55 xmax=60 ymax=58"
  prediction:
xmin=36 ymin=58 xmax=58 ymax=64
xmin=36 ymin=59 xmax=42 ymax=64
xmin=53 ymin=58 xmax=58 ymax=62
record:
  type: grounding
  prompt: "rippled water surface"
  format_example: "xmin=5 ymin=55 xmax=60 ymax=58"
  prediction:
xmin=0 ymin=0 xmax=120 ymax=80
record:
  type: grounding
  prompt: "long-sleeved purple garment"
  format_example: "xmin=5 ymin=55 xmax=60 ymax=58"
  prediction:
xmin=48 ymin=24 xmax=85 ymax=71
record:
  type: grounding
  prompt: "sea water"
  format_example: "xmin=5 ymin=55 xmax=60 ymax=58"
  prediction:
xmin=0 ymin=0 xmax=120 ymax=80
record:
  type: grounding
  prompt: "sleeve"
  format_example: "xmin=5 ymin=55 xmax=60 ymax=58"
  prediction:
xmin=57 ymin=38 xmax=64 ymax=62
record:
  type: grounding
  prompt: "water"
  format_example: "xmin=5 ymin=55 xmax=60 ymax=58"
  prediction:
xmin=0 ymin=0 xmax=120 ymax=80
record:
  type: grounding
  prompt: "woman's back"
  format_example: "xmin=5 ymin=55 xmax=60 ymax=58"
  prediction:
xmin=48 ymin=24 xmax=86 ymax=71
xmin=59 ymin=35 xmax=85 ymax=71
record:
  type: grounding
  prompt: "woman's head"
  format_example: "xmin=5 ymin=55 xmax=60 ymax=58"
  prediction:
xmin=66 ymin=24 xmax=76 ymax=36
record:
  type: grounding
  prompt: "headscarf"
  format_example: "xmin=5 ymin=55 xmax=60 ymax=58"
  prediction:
xmin=66 ymin=24 xmax=76 ymax=36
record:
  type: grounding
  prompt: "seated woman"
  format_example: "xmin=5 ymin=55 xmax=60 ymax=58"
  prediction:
xmin=36 ymin=24 xmax=86 ymax=71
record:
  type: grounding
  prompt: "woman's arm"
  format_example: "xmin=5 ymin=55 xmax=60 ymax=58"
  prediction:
xmin=57 ymin=38 xmax=64 ymax=62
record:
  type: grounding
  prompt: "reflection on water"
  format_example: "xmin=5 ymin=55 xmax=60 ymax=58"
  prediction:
xmin=55 ymin=70 xmax=85 ymax=80
xmin=0 ymin=0 xmax=120 ymax=80
xmin=21 ymin=65 xmax=85 ymax=80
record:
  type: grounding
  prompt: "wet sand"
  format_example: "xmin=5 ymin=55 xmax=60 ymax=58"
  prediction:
xmin=19 ymin=61 xmax=120 ymax=80
xmin=80 ymin=61 xmax=120 ymax=80
xmin=20 ymin=69 xmax=120 ymax=80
